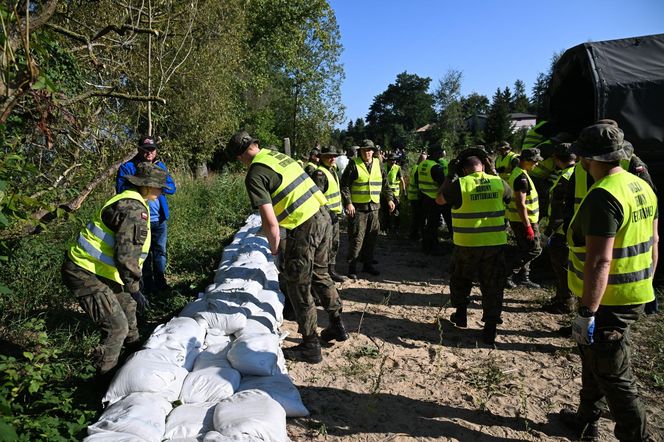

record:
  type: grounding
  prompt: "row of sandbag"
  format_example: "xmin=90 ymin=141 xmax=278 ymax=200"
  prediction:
xmin=85 ymin=215 xmax=307 ymax=442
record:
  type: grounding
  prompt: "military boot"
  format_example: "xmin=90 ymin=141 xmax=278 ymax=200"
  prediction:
xmin=329 ymin=264 xmax=349 ymax=283
xmin=282 ymin=334 xmax=322 ymax=364
xmin=450 ymin=307 xmax=467 ymax=328
xmin=518 ymin=269 xmax=541 ymax=289
xmin=482 ymin=322 xmax=497 ymax=345
xmin=558 ymin=408 xmax=599 ymax=441
xmin=320 ymin=316 xmax=349 ymax=343
xmin=347 ymin=261 xmax=358 ymax=280
xmin=505 ymin=274 xmax=517 ymax=289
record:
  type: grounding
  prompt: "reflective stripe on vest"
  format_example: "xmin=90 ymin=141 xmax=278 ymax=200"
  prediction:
xmin=407 ymin=166 xmax=419 ymax=201
xmin=318 ymin=165 xmax=342 ymax=214
xmin=573 ymin=162 xmax=588 ymax=214
xmin=567 ymin=170 xmax=657 ymax=305
xmin=351 ymin=157 xmax=382 ymax=204
xmin=418 ymin=159 xmax=439 ymax=199
xmin=252 ymin=149 xmax=326 ymax=229
xmin=68 ymin=190 xmax=151 ymax=285
xmin=495 ymin=151 xmax=517 ymax=182
xmin=522 ymin=120 xmax=547 ymax=149
xmin=548 ymin=165 xmax=574 ymax=235
xmin=387 ymin=164 xmax=401 ymax=197
xmin=506 ymin=166 xmax=539 ymax=223
xmin=452 ymin=172 xmax=507 ymax=247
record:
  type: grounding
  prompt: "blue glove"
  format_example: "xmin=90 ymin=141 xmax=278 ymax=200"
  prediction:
xmin=131 ymin=291 xmax=150 ymax=313
xmin=572 ymin=314 xmax=595 ymax=345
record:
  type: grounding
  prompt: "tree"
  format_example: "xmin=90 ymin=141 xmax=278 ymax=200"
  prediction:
xmin=431 ymin=69 xmax=465 ymax=149
xmin=485 ymin=88 xmax=513 ymax=145
xmin=530 ymin=51 xmax=563 ymax=116
xmin=460 ymin=93 xmax=490 ymax=116
xmin=365 ymin=71 xmax=434 ymax=147
xmin=511 ymin=79 xmax=530 ymax=113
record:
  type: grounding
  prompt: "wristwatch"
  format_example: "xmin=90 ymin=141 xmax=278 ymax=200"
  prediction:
xmin=578 ymin=306 xmax=595 ymax=318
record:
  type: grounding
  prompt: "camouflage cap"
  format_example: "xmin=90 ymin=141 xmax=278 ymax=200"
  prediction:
xmin=125 ymin=162 xmax=172 ymax=190
xmin=571 ymin=122 xmax=629 ymax=162
xmin=359 ymin=139 xmax=376 ymax=150
xmin=319 ymin=145 xmax=339 ymax=156
xmin=519 ymin=148 xmax=544 ymax=162
xmin=496 ymin=141 xmax=511 ymax=150
xmin=386 ymin=153 xmax=398 ymax=161
xmin=551 ymin=132 xmax=575 ymax=144
xmin=226 ymin=130 xmax=258 ymax=158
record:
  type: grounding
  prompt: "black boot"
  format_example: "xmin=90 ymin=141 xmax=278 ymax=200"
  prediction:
xmin=320 ymin=316 xmax=349 ymax=342
xmin=283 ymin=334 xmax=322 ymax=364
xmin=505 ymin=274 xmax=517 ymax=289
xmin=518 ymin=268 xmax=540 ymax=288
xmin=329 ymin=264 xmax=349 ymax=283
xmin=558 ymin=408 xmax=599 ymax=441
xmin=450 ymin=307 xmax=467 ymax=328
xmin=482 ymin=322 xmax=497 ymax=345
xmin=348 ymin=261 xmax=358 ymax=280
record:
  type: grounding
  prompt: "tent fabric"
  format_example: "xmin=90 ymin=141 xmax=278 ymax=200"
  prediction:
xmin=548 ymin=33 xmax=664 ymax=161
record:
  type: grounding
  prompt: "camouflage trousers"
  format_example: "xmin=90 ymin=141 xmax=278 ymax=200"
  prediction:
xmin=548 ymin=233 xmax=573 ymax=307
xmin=284 ymin=208 xmax=342 ymax=337
xmin=346 ymin=208 xmax=380 ymax=264
xmin=509 ymin=222 xmax=542 ymax=276
xmin=61 ymin=256 xmax=138 ymax=374
xmin=421 ymin=196 xmax=443 ymax=252
xmin=409 ymin=199 xmax=424 ymax=240
xmin=577 ymin=304 xmax=651 ymax=441
xmin=329 ymin=216 xmax=340 ymax=267
xmin=449 ymin=245 xmax=506 ymax=323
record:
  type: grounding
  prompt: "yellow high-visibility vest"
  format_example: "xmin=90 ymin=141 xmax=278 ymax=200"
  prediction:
xmin=386 ymin=164 xmax=401 ymax=197
xmin=317 ymin=165 xmax=342 ymax=214
xmin=407 ymin=166 xmax=419 ymax=201
xmin=567 ymin=170 xmax=657 ymax=305
xmin=506 ymin=166 xmax=539 ymax=223
xmin=417 ymin=159 xmax=440 ymax=199
xmin=452 ymin=172 xmax=507 ymax=247
xmin=350 ymin=157 xmax=382 ymax=204
xmin=252 ymin=149 xmax=326 ymax=229
xmin=68 ymin=190 xmax=151 ymax=285
xmin=495 ymin=151 xmax=517 ymax=181
xmin=547 ymin=165 xmax=574 ymax=235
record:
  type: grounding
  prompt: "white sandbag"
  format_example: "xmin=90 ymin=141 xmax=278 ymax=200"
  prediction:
xmin=102 ymin=351 xmax=188 ymax=405
xmin=144 ymin=317 xmax=206 ymax=370
xmin=203 ymin=431 xmax=261 ymax=441
xmin=179 ymin=296 xmax=209 ymax=318
xmin=238 ymin=374 xmax=308 ymax=417
xmin=194 ymin=343 xmax=233 ymax=370
xmin=234 ymin=315 xmax=277 ymax=337
xmin=194 ymin=300 xmax=248 ymax=335
xmin=83 ymin=433 xmax=145 ymax=442
xmin=226 ymin=333 xmax=279 ymax=376
xmin=212 ymin=390 xmax=287 ymax=442
xmin=165 ymin=438 xmax=200 ymax=442
xmin=88 ymin=393 xmax=172 ymax=442
xmin=208 ymin=279 xmax=263 ymax=296
xmin=164 ymin=402 xmax=216 ymax=440
xmin=204 ymin=329 xmax=232 ymax=348
xmin=180 ymin=366 xmax=241 ymax=403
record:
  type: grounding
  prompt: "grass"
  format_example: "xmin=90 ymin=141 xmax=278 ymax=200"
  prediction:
xmin=465 ymin=356 xmax=511 ymax=411
xmin=631 ymin=289 xmax=664 ymax=390
xmin=0 ymin=170 xmax=251 ymax=440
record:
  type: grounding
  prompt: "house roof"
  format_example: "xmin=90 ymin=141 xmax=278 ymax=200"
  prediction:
xmin=509 ymin=113 xmax=536 ymax=120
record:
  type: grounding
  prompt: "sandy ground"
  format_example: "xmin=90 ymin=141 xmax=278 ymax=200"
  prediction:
xmin=280 ymin=229 xmax=664 ymax=441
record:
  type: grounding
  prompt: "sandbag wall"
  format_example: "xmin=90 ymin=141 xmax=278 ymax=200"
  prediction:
xmin=85 ymin=214 xmax=307 ymax=442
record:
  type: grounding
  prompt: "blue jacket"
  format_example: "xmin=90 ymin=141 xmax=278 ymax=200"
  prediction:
xmin=116 ymin=157 xmax=176 ymax=222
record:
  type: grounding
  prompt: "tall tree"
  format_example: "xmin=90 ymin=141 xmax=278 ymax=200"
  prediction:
xmin=460 ymin=92 xmax=490 ymax=116
xmin=485 ymin=88 xmax=513 ymax=145
xmin=431 ymin=69 xmax=465 ymax=149
xmin=511 ymin=79 xmax=530 ymax=113
xmin=530 ymin=51 xmax=563 ymax=116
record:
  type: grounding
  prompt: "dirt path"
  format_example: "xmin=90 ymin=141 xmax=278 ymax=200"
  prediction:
xmin=281 ymin=231 xmax=664 ymax=441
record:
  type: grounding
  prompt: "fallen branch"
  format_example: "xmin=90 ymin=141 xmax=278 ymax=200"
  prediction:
xmin=62 ymin=90 xmax=166 ymax=106
xmin=30 ymin=163 xmax=82 ymax=198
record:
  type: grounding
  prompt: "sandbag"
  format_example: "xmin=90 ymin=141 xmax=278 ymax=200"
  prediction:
xmin=88 ymin=393 xmax=172 ymax=442
xmin=194 ymin=303 xmax=248 ymax=335
xmin=83 ymin=433 xmax=145 ymax=442
xmin=180 ymin=366 xmax=241 ymax=403
xmin=102 ymin=351 xmax=188 ymax=405
xmin=204 ymin=329 xmax=233 ymax=348
xmin=194 ymin=343 xmax=233 ymax=371
xmin=226 ymin=333 xmax=279 ymax=376
xmin=163 ymin=402 xmax=216 ymax=440
xmin=144 ymin=317 xmax=206 ymax=370
xmin=238 ymin=374 xmax=309 ymax=417
xmin=203 ymin=431 xmax=261 ymax=441
xmin=211 ymin=390 xmax=288 ymax=442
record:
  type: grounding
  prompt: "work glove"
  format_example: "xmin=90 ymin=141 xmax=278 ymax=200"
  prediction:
xmin=572 ymin=314 xmax=595 ymax=345
xmin=525 ymin=224 xmax=535 ymax=241
xmin=131 ymin=291 xmax=150 ymax=313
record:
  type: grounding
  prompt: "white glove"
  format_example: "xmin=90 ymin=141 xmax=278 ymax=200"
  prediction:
xmin=572 ymin=314 xmax=595 ymax=345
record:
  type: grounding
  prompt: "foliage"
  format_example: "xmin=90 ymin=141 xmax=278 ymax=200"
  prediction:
xmin=485 ymin=88 xmax=513 ymax=146
xmin=511 ymin=79 xmax=530 ymax=113
xmin=431 ymin=69 xmax=467 ymax=149
xmin=530 ymin=51 xmax=563 ymax=117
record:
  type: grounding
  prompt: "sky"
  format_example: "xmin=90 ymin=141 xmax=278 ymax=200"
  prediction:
xmin=329 ymin=0 xmax=664 ymax=127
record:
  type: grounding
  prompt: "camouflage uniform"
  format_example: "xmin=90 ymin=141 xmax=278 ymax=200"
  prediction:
xmin=61 ymin=197 xmax=148 ymax=374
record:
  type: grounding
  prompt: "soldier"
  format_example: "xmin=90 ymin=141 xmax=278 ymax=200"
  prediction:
xmin=506 ymin=148 xmax=543 ymax=288
xmin=340 ymin=139 xmax=394 ymax=278
xmin=226 ymin=131 xmax=347 ymax=364
xmin=542 ymin=144 xmax=576 ymax=313
xmin=407 ymin=153 xmax=427 ymax=241
xmin=309 ymin=145 xmax=348 ymax=283
xmin=61 ymin=163 xmax=170 ymax=376
xmin=559 ymin=121 xmax=658 ymax=442
xmin=439 ymin=155 xmax=512 ymax=344
xmin=116 ymin=135 xmax=177 ymax=296
xmin=494 ymin=141 xmax=518 ymax=182
xmin=418 ymin=145 xmax=447 ymax=254
xmin=303 ymin=147 xmax=320 ymax=175
xmin=382 ymin=153 xmax=405 ymax=235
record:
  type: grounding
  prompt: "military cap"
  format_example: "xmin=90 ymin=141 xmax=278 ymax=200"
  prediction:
xmin=551 ymin=132 xmax=575 ymax=144
xmin=226 ymin=130 xmax=258 ymax=158
xmin=359 ymin=139 xmax=376 ymax=150
xmin=519 ymin=148 xmax=544 ymax=162
xmin=138 ymin=135 xmax=158 ymax=151
xmin=571 ymin=122 xmax=630 ymax=162
xmin=427 ymin=144 xmax=443 ymax=156
xmin=386 ymin=153 xmax=398 ymax=161
xmin=125 ymin=162 xmax=172 ymax=190
xmin=319 ymin=145 xmax=339 ymax=156
xmin=496 ymin=141 xmax=511 ymax=150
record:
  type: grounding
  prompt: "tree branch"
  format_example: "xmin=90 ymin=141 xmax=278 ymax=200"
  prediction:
xmin=91 ymin=24 xmax=159 ymax=42
xmin=62 ymin=90 xmax=166 ymax=106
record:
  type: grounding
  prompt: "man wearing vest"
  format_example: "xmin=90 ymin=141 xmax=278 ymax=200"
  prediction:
xmin=382 ymin=153 xmax=404 ymax=235
xmin=418 ymin=145 xmax=448 ymax=254
xmin=560 ymin=121 xmax=658 ymax=442
xmin=495 ymin=141 xmax=518 ymax=182
xmin=226 ymin=131 xmax=347 ymax=364
xmin=542 ymin=144 xmax=576 ymax=314
xmin=116 ymin=135 xmax=177 ymax=297
xmin=61 ymin=163 xmax=170 ymax=376
xmin=439 ymin=155 xmax=512 ymax=344
xmin=303 ymin=147 xmax=320 ymax=175
xmin=407 ymin=153 xmax=427 ymax=241
xmin=340 ymin=139 xmax=394 ymax=278
xmin=309 ymin=145 xmax=348 ymax=283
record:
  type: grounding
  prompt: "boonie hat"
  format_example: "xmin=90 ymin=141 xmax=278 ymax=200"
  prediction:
xmin=386 ymin=153 xmax=398 ymax=161
xmin=359 ymin=139 xmax=376 ymax=150
xmin=520 ymin=148 xmax=544 ymax=162
xmin=319 ymin=145 xmax=339 ymax=156
xmin=125 ymin=162 xmax=172 ymax=190
xmin=571 ymin=122 xmax=630 ymax=162
xmin=138 ymin=135 xmax=158 ymax=151
xmin=226 ymin=131 xmax=258 ymax=158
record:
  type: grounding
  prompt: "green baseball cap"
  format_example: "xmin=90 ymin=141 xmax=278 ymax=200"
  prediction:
xmin=125 ymin=162 xmax=172 ymax=190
